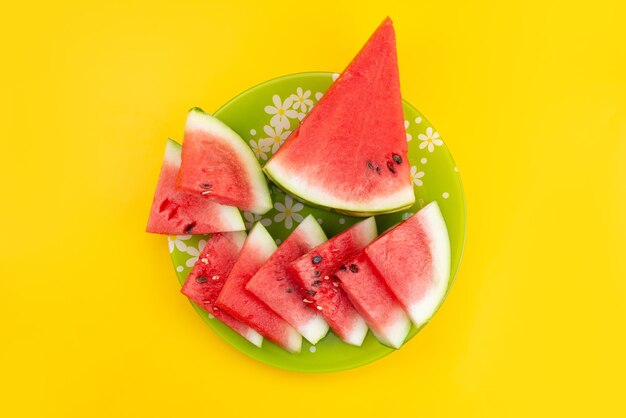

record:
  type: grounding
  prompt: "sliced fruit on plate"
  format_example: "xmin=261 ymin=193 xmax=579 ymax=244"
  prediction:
xmin=246 ymin=215 xmax=329 ymax=345
xmin=176 ymin=108 xmax=272 ymax=214
xmin=216 ymin=223 xmax=302 ymax=353
xmin=146 ymin=139 xmax=245 ymax=234
xmin=335 ymin=253 xmax=411 ymax=349
xmin=264 ymin=17 xmax=414 ymax=215
xmin=180 ymin=232 xmax=263 ymax=347
xmin=289 ymin=217 xmax=378 ymax=346
xmin=365 ymin=201 xmax=450 ymax=327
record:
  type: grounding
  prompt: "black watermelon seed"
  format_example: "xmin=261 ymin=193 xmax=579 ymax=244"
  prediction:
xmin=200 ymin=183 xmax=212 ymax=189
xmin=340 ymin=265 xmax=347 ymax=272
xmin=305 ymin=290 xmax=316 ymax=296
xmin=184 ymin=222 xmax=196 ymax=233
xmin=311 ymin=280 xmax=322 ymax=286
xmin=196 ymin=276 xmax=208 ymax=283
xmin=286 ymin=288 xmax=293 ymax=293
xmin=312 ymin=271 xmax=321 ymax=277
xmin=349 ymin=264 xmax=359 ymax=273
xmin=367 ymin=160 xmax=375 ymax=170
xmin=392 ymin=154 xmax=402 ymax=164
xmin=375 ymin=166 xmax=381 ymax=174
xmin=387 ymin=161 xmax=396 ymax=174
xmin=312 ymin=255 xmax=323 ymax=264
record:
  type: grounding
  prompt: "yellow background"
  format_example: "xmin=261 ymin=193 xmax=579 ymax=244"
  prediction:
xmin=1 ymin=0 xmax=625 ymax=416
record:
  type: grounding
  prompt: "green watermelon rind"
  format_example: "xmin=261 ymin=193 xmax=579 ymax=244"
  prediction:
xmin=186 ymin=108 xmax=273 ymax=215
xmin=263 ymin=164 xmax=415 ymax=217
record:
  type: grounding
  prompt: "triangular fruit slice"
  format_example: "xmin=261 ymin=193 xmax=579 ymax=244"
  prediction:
xmin=335 ymin=253 xmax=411 ymax=349
xmin=264 ymin=18 xmax=414 ymax=215
xmin=365 ymin=201 xmax=450 ymax=327
xmin=181 ymin=232 xmax=262 ymax=347
xmin=176 ymin=108 xmax=272 ymax=214
xmin=146 ymin=139 xmax=245 ymax=234
xmin=216 ymin=223 xmax=302 ymax=353
xmin=289 ymin=217 xmax=377 ymax=346
xmin=246 ymin=215 xmax=329 ymax=345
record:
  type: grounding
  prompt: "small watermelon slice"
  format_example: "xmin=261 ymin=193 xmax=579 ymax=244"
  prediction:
xmin=176 ymin=108 xmax=272 ymax=214
xmin=289 ymin=217 xmax=377 ymax=346
xmin=246 ymin=215 xmax=329 ymax=345
xmin=264 ymin=18 xmax=414 ymax=215
xmin=181 ymin=232 xmax=262 ymax=347
xmin=216 ymin=223 xmax=302 ymax=353
xmin=365 ymin=201 xmax=451 ymax=327
xmin=146 ymin=139 xmax=245 ymax=234
xmin=335 ymin=253 xmax=411 ymax=349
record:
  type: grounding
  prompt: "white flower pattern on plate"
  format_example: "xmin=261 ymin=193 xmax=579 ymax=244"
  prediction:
xmin=185 ymin=239 xmax=207 ymax=267
xmin=418 ymin=127 xmax=443 ymax=152
xmin=405 ymin=120 xmax=412 ymax=142
xmin=249 ymin=139 xmax=270 ymax=160
xmin=410 ymin=165 xmax=425 ymax=186
xmin=243 ymin=211 xmax=272 ymax=230
xmin=264 ymin=95 xmax=299 ymax=129
xmin=315 ymin=92 xmax=323 ymax=101
xmin=290 ymin=87 xmax=314 ymax=113
xmin=260 ymin=125 xmax=291 ymax=154
xmin=273 ymin=195 xmax=304 ymax=229
xmin=168 ymin=235 xmax=192 ymax=253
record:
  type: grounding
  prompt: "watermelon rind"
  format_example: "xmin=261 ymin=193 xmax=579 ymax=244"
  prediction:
xmin=294 ymin=215 xmax=327 ymax=250
xmin=369 ymin=310 xmax=411 ymax=349
xmin=343 ymin=318 xmax=369 ymax=347
xmin=244 ymin=329 xmax=263 ymax=348
xmin=405 ymin=201 xmax=451 ymax=326
xmin=246 ymin=221 xmax=278 ymax=262
xmin=263 ymin=165 xmax=415 ymax=216
xmin=185 ymin=108 xmax=272 ymax=214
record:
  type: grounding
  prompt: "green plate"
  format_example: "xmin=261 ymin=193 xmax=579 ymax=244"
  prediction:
xmin=168 ymin=72 xmax=466 ymax=372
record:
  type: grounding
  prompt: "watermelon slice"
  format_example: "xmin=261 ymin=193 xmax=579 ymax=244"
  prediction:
xmin=289 ymin=217 xmax=377 ymax=346
xmin=216 ymin=223 xmax=302 ymax=353
xmin=335 ymin=253 xmax=411 ymax=349
xmin=246 ymin=215 xmax=329 ymax=345
xmin=146 ymin=139 xmax=245 ymax=234
xmin=264 ymin=18 xmax=414 ymax=215
xmin=176 ymin=108 xmax=272 ymax=214
xmin=180 ymin=232 xmax=262 ymax=347
xmin=365 ymin=201 xmax=450 ymax=327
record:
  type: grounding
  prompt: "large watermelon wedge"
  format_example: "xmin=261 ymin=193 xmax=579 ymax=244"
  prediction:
xmin=246 ymin=215 xmax=329 ymax=345
xmin=365 ymin=201 xmax=451 ymax=327
xmin=216 ymin=223 xmax=302 ymax=353
xmin=289 ymin=217 xmax=377 ymax=346
xmin=146 ymin=139 xmax=245 ymax=234
xmin=264 ymin=18 xmax=414 ymax=215
xmin=181 ymin=232 xmax=263 ymax=347
xmin=176 ymin=108 xmax=272 ymax=214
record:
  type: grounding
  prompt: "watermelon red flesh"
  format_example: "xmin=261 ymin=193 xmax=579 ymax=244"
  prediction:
xmin=180 ymin=232 xmax=262 ymax=347
xmin=176 ymin=108 xmax=272 ymax=214
xmin=288 ymin=217 xmax=378 ymax=346
xmin=146 ymin=139 xmax=245 ymax=234
xmin=216 ymin=223 xmax=302 ymax=353
xmin=264 ymin=17 xmax=414 ymax=214
xmin=246 ymin=215 xmax=329 ymax=345
xmin=335 ymin=253 xmax=411 ymax=349
xmin=365 ymin=201 xmax=451 ymax=327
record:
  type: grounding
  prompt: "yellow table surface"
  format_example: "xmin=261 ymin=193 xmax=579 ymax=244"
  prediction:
xmin=1 ymin=1 xmax=625 ymax=417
